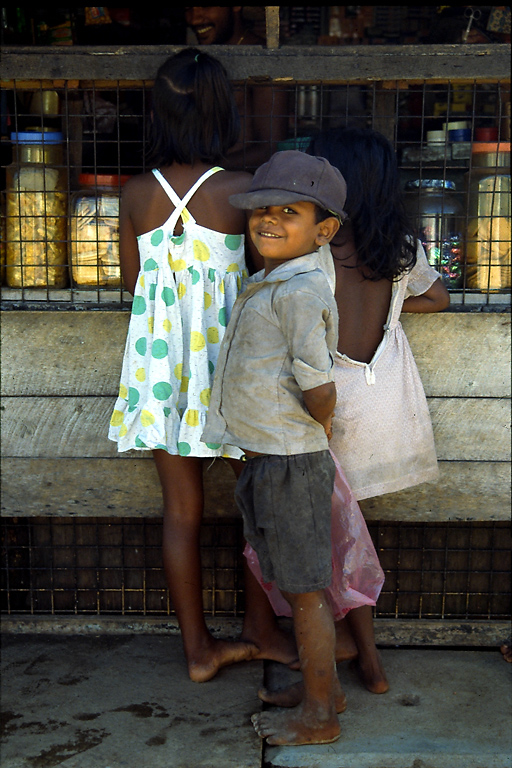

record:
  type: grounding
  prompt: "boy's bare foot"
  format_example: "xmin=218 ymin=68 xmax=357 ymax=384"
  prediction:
xmin=240 ymin=625 xmax=298 ymax=667
xmin=187 ymin=638 xmax=259 ymax=683
xmin=251 ymin=705 xmax=341 ymax=746
xmin=500 ymin=645 xmax=512 ymax=663
xmin=354 ymin=652 xmax=389 ymax=694
xmin=258 ymin=679 xmax=347 ymax=713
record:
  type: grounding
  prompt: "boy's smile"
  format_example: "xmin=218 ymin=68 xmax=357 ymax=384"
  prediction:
xmin=249 ymin=201 xmax=338 ymax=274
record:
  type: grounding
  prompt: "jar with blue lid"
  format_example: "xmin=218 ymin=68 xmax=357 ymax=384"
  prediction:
xmin=6 ymin=130 xmax=68 ymax=287
xmin=404 ymin=179 xmax=464 ymax=289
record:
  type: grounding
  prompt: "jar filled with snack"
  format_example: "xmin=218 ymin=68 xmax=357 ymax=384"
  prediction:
xmin=6 ymin=130 xmax=68 ymax=287
xmin=404 ymin=179 xmax=464 ymax=289
xmin=465 ymin=142 xmax=511 ymax=292
xmin=69 ymin=174 xmax=130 ymax=287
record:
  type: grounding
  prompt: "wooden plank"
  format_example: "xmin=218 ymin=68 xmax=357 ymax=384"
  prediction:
xmin=1 ymin=395 xmax=510 ymax=461
xmin=359 ymin=460 xmax=511 ymax=522
xmin=1 ymin=311 xmax=128 ymax=397
xmin=2 ymin=311 xmax=510 ymax=398
xmin=1 ymin=44 xmax=510 ymax=82
xmin=265 ymin=7 xmax=280 ymax=50
xmin=401 ymin=313 xmax=511 ymax=397
xmin=1 ymin=457 xmax=509 ymax=521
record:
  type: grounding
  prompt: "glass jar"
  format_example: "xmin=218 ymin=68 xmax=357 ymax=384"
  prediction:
xmin=69 ymin=174 xmax=129 ymax=287
xmin=404 ymin=179 xmax=464 ymax=289
xmin=6 ymin=130 xmax=68 ymax=287
xmin=465 ymin=142 xmax=511 ymax=292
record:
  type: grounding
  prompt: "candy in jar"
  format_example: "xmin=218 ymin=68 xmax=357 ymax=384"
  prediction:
xmin=70 ymin=174 xmax=130 ymax=287
xmin=6 ymin=131 xmax=68 ymax=288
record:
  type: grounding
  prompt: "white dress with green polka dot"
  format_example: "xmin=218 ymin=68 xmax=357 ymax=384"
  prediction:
xmin=109 ymin=167 xmax=247 ymax=458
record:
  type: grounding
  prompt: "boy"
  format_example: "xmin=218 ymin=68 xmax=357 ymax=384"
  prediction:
xmin=202 ymin=150 xmax=347 ymax=746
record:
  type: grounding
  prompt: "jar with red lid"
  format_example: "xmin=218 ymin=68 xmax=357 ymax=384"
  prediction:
xmin=69 ymin=174 xmax=130 ymax=287
xmin=465 ymin=142 xmax=511 ymax=291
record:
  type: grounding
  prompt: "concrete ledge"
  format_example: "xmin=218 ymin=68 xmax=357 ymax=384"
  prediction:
xmin=2 ymin=615 xmax=510 ymax=647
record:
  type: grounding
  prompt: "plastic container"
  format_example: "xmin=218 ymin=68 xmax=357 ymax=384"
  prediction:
xmin=448 ymin=128 xmax=471 ymax=142
xmin=426 ymin=130 xmax=446 ymax=145
xmin=404 ymin=179 xmax=464 ymax=289
xmin=69 ymin=174 xmax=129 ymax=286
xmin=475 ymin=127 xmax=499 ymax=142
xmin=465 ymin=142 xmax=511 ymax=291
xmin=6 ymin=130 xmax=68 ymax=287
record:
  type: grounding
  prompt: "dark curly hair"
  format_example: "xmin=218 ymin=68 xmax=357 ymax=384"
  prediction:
xmin=147 ymin=48 xmax=240 ymax=166
xmin=309 ymin=128 xmax=417 ymax=280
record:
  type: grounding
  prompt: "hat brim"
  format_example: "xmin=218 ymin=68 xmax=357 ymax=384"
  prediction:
xmin=229 ymin=189 xmax=346 ymax=220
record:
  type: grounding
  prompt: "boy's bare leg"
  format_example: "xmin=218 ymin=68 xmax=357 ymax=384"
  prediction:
xmin=252 ymin=589 xmax=342 ymax=746
xmin=226 ymin=458 xmax=298 ymax=666
xmin=154 ymin=451 xmax=258 ymax=683
xmin=345 ymin=605 xmax=389 ymax=693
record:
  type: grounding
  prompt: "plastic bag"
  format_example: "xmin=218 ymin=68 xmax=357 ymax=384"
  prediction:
xmin=244 ymin=450 xmax=385 ymax=621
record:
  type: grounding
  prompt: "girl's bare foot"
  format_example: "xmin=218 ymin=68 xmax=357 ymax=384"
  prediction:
xmin=258 ymin=679 xmax=347 ymax=713
xmin=241 ymin=625 xmax=298 ymax=667
xmin=187 ymin=638 xmax=259 ymax=683
xmin=500 ymin=645 xmax=512 ymax=663
xmin=354 ymin=652 xmax=389 ymax=694
xmin=335 ymin=619 xmax=359 ymax=662
xmin=251 ymin=705 xmax=341 ymax=746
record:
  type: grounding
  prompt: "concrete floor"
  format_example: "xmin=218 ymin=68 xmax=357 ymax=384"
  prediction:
xmin=1 ymin=633 xmax=511 ymax=768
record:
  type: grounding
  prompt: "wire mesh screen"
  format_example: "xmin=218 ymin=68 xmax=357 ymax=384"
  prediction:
xmin=2 ymin=518 xmax=510 ymax=620
xmin=1 ymin=79 xmax=510 ymax=307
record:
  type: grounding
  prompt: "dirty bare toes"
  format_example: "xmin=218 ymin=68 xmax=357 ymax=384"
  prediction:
xmin=251 ymin=710 xmax=341 ymax=746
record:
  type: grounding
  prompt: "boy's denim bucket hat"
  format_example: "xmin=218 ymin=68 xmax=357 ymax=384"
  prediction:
xmin=229 ymin=150 xmax=348 ymax=221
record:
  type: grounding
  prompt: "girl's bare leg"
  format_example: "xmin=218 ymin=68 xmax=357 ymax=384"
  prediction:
xmin=345 ymin=605 xmax=389 ymax=693
xmin=154 ymin=450 xmax=257 ymax=682
xmin=252 ymin=590 xmax=342 ymax=746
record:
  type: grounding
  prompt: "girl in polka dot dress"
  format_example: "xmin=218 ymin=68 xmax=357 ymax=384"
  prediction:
xmin=109 ymin=49 xmax=295 ymax=681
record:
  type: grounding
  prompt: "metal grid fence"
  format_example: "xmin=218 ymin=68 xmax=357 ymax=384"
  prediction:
xmin=2 ymin=518 xmax=510 ymax=621
xmin=1 ymin=78 xmax=510 ymax=308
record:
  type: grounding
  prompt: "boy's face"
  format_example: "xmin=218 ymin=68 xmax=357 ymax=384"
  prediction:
xmin=249 ymin=201 xmax=339 ymax=274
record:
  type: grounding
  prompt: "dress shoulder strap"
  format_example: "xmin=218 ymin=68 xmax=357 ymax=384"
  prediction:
xmin=152 ymin=167 xmax=224 ymax=232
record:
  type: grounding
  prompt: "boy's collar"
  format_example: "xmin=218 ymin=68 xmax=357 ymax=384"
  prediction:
xmin=250 ymin=245 xmax=335 ymax=292
xmin=251 ymin=251 xmax=321 ymax=283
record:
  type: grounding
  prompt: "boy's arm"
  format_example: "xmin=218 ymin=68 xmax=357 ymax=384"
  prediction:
xmin=402 ymin=277 xmax=450 ymax=313
xmin=302 ymin=382 xmax=337 ymax=439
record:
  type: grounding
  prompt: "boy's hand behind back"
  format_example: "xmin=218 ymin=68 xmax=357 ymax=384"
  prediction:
xmin=303 ymin=382 xmax=336 ymax=438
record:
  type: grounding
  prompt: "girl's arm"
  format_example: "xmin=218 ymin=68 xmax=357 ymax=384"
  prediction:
xmin=118 ymin=185 xmax=141 ymax=295
xmin=401 ymin=277 xmax=450 ymax=314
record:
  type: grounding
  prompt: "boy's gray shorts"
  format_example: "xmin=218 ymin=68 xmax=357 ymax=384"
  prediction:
xmin=235 ymin=450 xmax=335 ymax=594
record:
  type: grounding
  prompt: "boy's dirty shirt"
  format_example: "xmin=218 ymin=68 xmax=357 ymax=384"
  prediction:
xmin=202 ymin=250 xmax=338 ymax=456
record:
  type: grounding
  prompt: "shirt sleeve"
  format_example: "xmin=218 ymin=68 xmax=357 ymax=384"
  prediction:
xmin=273 ymin=283 xmax=336 ymax=392
xmin=405 ymin=240 xmax=443 ymax=298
